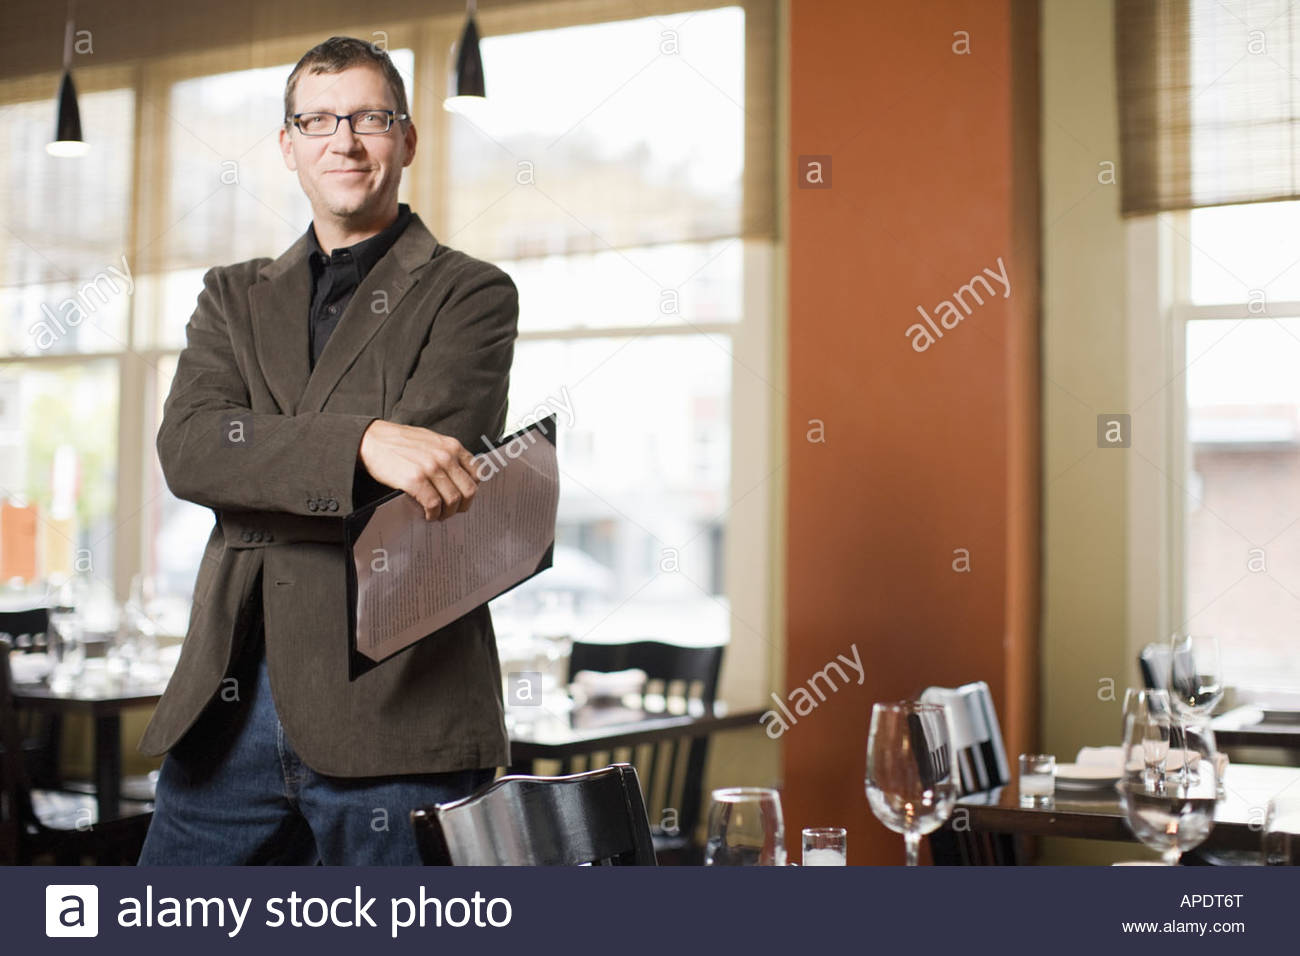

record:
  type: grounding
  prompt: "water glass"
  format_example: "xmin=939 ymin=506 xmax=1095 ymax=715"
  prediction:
xmin=1121 ymin=690 xmax=1172 ymax=790
xmin=704 ymin=787 xmax=786 ymax=866
xmin=801 ymin=827 xmax=847 ymax=866
xmin=1018 ymin=754 xmax=1055 ymax=807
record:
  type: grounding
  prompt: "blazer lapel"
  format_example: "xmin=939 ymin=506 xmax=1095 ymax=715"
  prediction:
xmin=248 ymin=216 xmax=440 ymax=416
xmin=299 ymin=216 xmax=439 ymax=414
xmin=249 ymin=233 xmax=312 ymax=416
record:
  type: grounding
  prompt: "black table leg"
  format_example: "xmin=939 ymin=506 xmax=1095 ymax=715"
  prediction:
xmin=94 ymin=714 xmax=122 ymax=821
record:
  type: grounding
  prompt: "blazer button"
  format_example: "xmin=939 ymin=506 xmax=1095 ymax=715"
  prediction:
xmin=308 ymin=499 xmax=319 ymax=512
xmin=253 ymin=530 xmax=264 ymax=542
xmin=265 ymin=532 xmax=274 ymax=543
xmin=327 ymin=499 xmax=339 ymax=512
xmin=241 ymin=530 xmax=253 ymax=542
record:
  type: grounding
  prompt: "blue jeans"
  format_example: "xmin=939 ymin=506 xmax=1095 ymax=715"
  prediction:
xmin=138 ymin=636 xmax=493 ymax=866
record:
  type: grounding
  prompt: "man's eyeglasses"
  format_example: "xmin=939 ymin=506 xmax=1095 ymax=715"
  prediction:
xmin=288 ymin=110 xmax=409 ymax=136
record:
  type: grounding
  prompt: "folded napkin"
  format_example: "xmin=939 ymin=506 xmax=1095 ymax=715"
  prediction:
xmin=1078 ymin=744 xmax=1229 ymax=779
xmin=1075 ymin=746 xmax=1125 ymax=774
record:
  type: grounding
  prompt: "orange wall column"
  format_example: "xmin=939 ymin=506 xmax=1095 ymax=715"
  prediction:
xmin=785 ymin=0 xmax=1041 ymax=865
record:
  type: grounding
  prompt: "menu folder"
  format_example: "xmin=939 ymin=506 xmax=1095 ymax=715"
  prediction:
xmin=343 ymin=414 xmax=559 ymax=680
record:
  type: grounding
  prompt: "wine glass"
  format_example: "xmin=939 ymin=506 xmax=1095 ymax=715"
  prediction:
xmin=865 ymin=701 xmax=957 ymax=866
xmin=1118 ymin=712 xmax=1219 ymax=865
xmin=703 ymin=787 xmax=786 ymax=865
xmin=1166 ymin=635 xmax=1223 ymax=788
xmin=1167 ymin=634 xmax=1223 ymax=718
xmin=1121 ymin=689 xmax=1172 ymax=790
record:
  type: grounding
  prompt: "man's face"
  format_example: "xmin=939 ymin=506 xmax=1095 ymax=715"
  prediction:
xmin=279 ymin=64 xmax=417 ymax=228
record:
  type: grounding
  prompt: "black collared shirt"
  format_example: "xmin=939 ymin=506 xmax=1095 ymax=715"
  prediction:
xmin=305 ymin=203 xmax=412 ymax=368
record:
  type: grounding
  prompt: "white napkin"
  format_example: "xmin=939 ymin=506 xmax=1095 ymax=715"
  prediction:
xmin=1075 ymin=746 xmax=1125 ymax=774
xmin=1079 ymin=744 xmax=1229 ymax=778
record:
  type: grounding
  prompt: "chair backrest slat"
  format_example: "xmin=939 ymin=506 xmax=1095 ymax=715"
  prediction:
xmin=411 ymin=764 xmax=656 ymax=866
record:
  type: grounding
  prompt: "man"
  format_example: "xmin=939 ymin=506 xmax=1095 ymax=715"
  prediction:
xmin=136 ymin=36 xmax=516 ymax=865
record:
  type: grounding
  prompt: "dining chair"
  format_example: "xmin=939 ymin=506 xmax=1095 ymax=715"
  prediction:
xmin=410 ymin=763 xmax=657 ymax=866
xmin=564 ymin=639 xmax=724 ymax=864
xmin=1138 ymin=643 xmax=1172 ymax=691
xmin=0 ymin=608 xmax=63 ymax=790
xmin=919 ymin=680 xmax=1020 ymax=865
xmin=0 ymin=639 xmax=153 ymax=864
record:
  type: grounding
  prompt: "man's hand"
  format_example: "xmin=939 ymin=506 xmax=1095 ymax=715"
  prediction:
xmin=358 ymin=420 xmax=479 ymax=521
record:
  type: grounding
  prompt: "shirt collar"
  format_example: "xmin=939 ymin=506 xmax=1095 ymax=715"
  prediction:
xmin=306 ymin=203 xmax=413 ymax=278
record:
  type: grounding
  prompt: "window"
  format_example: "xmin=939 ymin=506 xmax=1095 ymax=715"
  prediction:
xmin=449 ymin=8 xmax=746 ymax=648
xmin=0 ymin=86 xmax=133 ymax=605
xmin=1178 ymin=200 xmax=1300 ymax=691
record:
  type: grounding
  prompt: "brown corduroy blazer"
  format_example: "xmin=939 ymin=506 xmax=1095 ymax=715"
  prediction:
xmin=137 ymin=214 xmax=517 ymax=776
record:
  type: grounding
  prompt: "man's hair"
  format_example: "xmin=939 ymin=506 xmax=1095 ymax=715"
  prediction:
xmin=283 ymin=36 xmax=410 ymax=125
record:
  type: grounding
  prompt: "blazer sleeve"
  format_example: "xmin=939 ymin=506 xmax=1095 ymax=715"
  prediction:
xmin=386 ymin=260 xmax=519 ymax=451
xmin=157 ymin=266 xmax=377 ymax=517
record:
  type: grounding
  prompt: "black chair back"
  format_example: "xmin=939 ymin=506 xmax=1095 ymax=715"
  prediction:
xmin=564 ymin=640 xmax=723 ymax=860
xmin=0 ymin=608 xmax=52 ymax=653
xmin=1139 ymin=643 xmax=1171 ymax=691
xmin=919 ymin=680 xmax=1018 ymax=865
xmin=411 ymin=763 xmax=656 ymax=866
xmin=568 ymin=640 xmax=723 ymax=708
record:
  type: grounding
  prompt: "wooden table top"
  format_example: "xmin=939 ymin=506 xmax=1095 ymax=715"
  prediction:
xmin=956 ymin=762 xmax=1300 ymax=851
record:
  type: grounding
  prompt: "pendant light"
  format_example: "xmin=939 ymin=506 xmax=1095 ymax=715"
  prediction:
xmin=444 ymin=0 xmax=486 ymax=115
xmin=47 ymin=1 xmax=87 ymax=157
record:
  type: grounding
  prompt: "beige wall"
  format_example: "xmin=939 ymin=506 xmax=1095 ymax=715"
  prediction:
xmin=1041 ymin=0 xmax=1152 ymax=863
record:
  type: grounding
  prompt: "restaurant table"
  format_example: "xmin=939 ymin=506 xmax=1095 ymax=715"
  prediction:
xmin=12 ymin=675 xmax=166 ymax=821
xmin=504 ymin=699 xmax=768 ymax=774
xmin=14 ymin=670 xmax=767 ymax=815
xmin=955 ymin=762 xmax=1300 ymax=854
xmin=1213 ymin=706 xmax=1300 ymax=756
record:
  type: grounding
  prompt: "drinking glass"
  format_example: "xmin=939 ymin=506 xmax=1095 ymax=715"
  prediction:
xmin=801 ymin=827 xmax=847 ymax=866
xmin=1166 ymin=636 xmax=1223 ymax=789
xmin=1018 ymin=754 xmax=1055 ymax=807
xmin=704 ymin=787 xmax=786 ymax=865
xmin=1118 ymin=713 xmax=1218 ymax=864
xmin=1263 ymin=794 xmax=1300 ymax=866
xmin=1122 ymin=687 xmax=1173 ymax=736
xmin=865 ymin=701 xmax=957 ymax=866
xmin=1121 ymin=689 xmax=1172 ymax=790
xmin=1167 ymin=634 xmax=1223 ymax=719
xmin=48 ymin=577 xmax=86 ymax=691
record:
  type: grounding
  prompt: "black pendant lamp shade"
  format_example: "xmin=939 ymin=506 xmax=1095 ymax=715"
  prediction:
xmin=48 ymin=69 xmax=86 ymax=156
xmin=445 ymin=7 xmax=486 ymax=113
xmin=48 ymin=4 xmax=87 ymax=157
